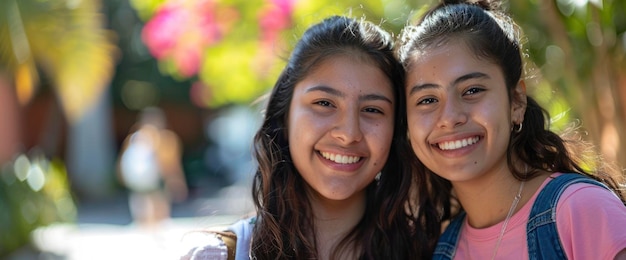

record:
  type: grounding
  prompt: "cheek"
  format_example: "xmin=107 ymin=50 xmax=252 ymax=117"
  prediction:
xmin=406 ymin=114 xmax=434 ymax=157
xmin=407 ymin=112 xmax=430 ymax=138
xmin=287 ymin=105 xmax=302 ymax=143
xmin=477 ymin=100 xmax=511 ymax=129
xmin=408 ymin=128 xmax=427 ymax=155
xmin=368 ymin=120 xmax=394 ymax=153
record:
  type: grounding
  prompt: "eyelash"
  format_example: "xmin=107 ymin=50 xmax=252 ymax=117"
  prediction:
xmin=314 ymin=100 xmax=334 ymax=107
xmin=464 ymin=87 xmax=484 ymax=95
xmin=363 ymin=107 xmax=383 ymax=114
xmin=417 ymin=97 xmax=437 ymax=105
xmin=416 ymin=86 xmax=485 ymax=105
xmin=314 ymin=100 xmax=384 ymax=114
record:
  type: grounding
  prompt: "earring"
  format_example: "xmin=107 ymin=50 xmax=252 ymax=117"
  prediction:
xmin=375 ymin=172 xmax=381 ymax=181
xmin=515 ymin=122 xmax=523 ymax=133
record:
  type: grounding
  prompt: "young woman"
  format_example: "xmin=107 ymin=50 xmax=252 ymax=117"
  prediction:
xmin=397 ymin=0 xmax=626 ymax=259
xmin=182 ymin=15 xmax=439 ymax=259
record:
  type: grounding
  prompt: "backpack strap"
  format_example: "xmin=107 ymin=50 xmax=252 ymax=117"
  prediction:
xmin=526 ymin=173 xmax=609 ymax=260
xmin=227 ymin=216 xmax=256 ymax=260
xmin=212 ymin=231 xmax=237 ymax=260
xmin=179 ymin=230 xmax=235 ymax=260
xmin=180 ymin=217 xmax=255 ymax=260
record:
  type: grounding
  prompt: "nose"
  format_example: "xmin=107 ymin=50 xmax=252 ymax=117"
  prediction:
xmin=437 ymin=97 xmax=467 ymax=129
xmin=331 ymin=111 xmax=363 ymax=144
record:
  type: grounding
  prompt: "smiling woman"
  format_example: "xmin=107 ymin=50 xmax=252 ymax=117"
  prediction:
xmin=244 ymin=15 xmax=433 ymax=260
xmin=181 ymin=15 xmax=441 ymax=260
xmin=398 ymin=0 xmax=626 ymax=259
xmin=287 ymin=54 xmax=395 ymax=203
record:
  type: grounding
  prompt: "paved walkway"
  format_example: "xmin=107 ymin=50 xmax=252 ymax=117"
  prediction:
xmin=7 ymin=184 xmax=254 ymax=260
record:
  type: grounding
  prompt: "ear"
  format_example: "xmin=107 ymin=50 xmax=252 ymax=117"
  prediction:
xmin=511 ymin=80 xmax=527 ymax=124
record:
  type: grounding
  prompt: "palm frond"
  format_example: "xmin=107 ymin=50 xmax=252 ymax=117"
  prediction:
xmin=2 ymin=0 xmax=118 ymax=122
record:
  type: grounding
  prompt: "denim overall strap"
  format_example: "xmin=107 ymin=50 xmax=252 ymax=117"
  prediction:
xmin=526 ymin=173 xmax=609 ymax=260
xmin=433 ymin=211 xmax=466 ymax=260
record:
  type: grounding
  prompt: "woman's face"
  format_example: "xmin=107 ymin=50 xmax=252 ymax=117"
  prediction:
xmin=405 ymin=41 xmax=525 ymax=184
xmin=288 ymin=54 xmax=395 ymax=202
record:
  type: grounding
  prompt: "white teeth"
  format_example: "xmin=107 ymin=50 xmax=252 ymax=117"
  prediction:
xmin=437 ymin=136 xmax=480 ymax=150
xmin=321 ymin=152 xmax=360 ymax=164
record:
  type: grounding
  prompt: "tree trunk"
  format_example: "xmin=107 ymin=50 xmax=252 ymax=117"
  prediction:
xmin=0 ymin=73 xmax=22 ymax=164
xmin=540 ymin=1 xmax=626 ymax=169
xmin=65 ymin=90 xmax=117 ymax=199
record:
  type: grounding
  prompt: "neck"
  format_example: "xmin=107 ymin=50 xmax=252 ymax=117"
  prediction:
xmin=309 ymin=190 xmax=366 ymax=260
xmin=453 ymin=173 xmax=524 ymax=228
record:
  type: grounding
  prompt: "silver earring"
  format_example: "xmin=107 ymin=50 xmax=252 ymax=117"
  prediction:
xmin=375 ymin=172 xmax=381 ymax=181
xmin=515 ymin=122 xmax=523 ymax=133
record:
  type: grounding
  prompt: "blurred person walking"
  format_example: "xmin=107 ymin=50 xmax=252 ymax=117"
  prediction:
xmin=118 ymin=106 xmax=188 ymax=228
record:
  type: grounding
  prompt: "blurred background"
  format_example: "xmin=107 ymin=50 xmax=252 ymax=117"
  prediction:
xmin=0 ymin=0 xmax=625 ymax=259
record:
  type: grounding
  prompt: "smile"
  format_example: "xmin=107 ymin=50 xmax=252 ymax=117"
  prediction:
xmin=436 ymin=136 xmax=480 ymax=151
xmin=320 ymin=151 xmax=361 ymax=164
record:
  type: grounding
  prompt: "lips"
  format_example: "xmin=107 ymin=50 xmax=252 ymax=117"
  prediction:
xmin=436 ymin=136 xmax=480 ymax=150
xmin=320 ymin=151 xmax=361 ymax=164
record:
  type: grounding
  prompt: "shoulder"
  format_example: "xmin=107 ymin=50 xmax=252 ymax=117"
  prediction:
xmin=179 ymin=230 xmax=236 ymax=260
xmin=556 ymin=180 xmax=623 ymax=211
xmin=179 ymin=217 xmax=256 ymax=260
xmin=227 ymin=217 xmax=256 ymax=260
xmin=554 ymin=180 xmax=626 ymax=259
xmin=227 ymin=217 xmax=256 ymax=234
xmin=537 ymin=173 xmax=619 ymax=210
xmin=554 ymin=180 xmax=626 ymax=229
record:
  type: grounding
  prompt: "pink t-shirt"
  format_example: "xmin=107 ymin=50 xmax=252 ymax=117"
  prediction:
xmin=454 ymin=173 xmax=626 ymax=259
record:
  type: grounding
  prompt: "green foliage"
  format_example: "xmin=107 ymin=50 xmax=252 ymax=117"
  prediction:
xmin=130 ymin=0 xmax=169 ymax=20
xmin=131 ymin=0 xmax=422 ymax=108
xmin=0 ymin=0 xmax=118 ymax=122
xmin=124 ymin=0 xmax=626 ymax=165
xmin=509 ymin=0 xmax=626 ymax=167
xmin=0 ymin=153 xmax=76 ymax=257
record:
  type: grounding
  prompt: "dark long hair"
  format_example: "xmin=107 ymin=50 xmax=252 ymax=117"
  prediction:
xmin=397 ymin=0 xmax=626 ymax=221
xmin=251 ymin=15 xmax=435 ymax=259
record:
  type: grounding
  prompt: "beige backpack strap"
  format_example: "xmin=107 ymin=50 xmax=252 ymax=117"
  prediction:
xmin=213 ymin=231 xmax=237 ymax=260
xmin=179 ymin=229 xmax=238 ymax=260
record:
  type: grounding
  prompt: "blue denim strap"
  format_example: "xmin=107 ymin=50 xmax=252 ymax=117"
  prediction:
xmin=433 ymin=211 xmax=466 ymax=260
xmin=526 ymin=173 xmax=609 ymax=260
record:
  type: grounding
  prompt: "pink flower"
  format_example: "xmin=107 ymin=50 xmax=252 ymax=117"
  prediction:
xmin=142 ymin=5 xmax=187 ymax=59
xmin=172 ymin=44 xmax=203 ymax=77
xmin=272 ymin=0 xmax=295 ymax=15
xmin=141 ymin=0 xmax=224 ymax=77
xmin=259 ymin=0 xmax=295 ymax=44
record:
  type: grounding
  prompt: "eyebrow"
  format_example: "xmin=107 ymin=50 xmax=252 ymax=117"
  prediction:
xmin=306 ymin=85 xmax=393 ymax=104
xmin=408 ymin=72 xmax=490 ymax=96
xmin=306 ymin=85 xmax=344 ymax=97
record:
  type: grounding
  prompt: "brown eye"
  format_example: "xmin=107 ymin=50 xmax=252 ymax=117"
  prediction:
xmin=464 ymin=87 xmax=485 ymax=96
xmin=315 ymin=100 xmax=333 ymax=107
xmin=363 ymin=107 xmax=383 ymax=114
xmin=418 ymin=97 xmax=437 ymax=105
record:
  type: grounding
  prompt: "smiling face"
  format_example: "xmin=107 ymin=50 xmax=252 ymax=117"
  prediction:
xmin=405 ymin=41 xmax=525 ymax=184
xmin=288 ymin=54 xmax=395 ymax=202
